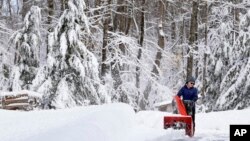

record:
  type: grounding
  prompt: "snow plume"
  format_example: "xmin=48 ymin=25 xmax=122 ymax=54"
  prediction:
xmin=32 ymin=0 xmax=108 ymax=109
xmin=8 ymin=6 xmax=41 ymax=91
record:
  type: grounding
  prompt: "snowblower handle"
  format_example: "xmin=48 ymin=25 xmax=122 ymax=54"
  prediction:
xmin=183 ymin=100 xmax=194 ymax=103
xmin=174 ymin=96 xmax=188 ymax=115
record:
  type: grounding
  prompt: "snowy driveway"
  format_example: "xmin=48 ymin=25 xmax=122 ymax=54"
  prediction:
xmin=0 ymin=103 xmax=249 ymax=141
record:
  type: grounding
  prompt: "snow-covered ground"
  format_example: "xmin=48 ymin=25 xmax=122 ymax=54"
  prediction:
xmin=0 ymin=103 xmax=249 ymax=141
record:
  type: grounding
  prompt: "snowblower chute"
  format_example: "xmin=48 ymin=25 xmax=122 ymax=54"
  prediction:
xmin=163 ymin=96 xmax=194 ymax=137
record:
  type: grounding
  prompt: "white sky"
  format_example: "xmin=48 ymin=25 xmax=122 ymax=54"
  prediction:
xmin=0 ymin=103 xmax=250 ymax=141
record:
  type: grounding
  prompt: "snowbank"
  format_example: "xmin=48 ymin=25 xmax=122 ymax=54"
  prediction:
xmin=0 ymin=103 xmax=136 ymax=141
xmin=0 ymin=103 xmax=250 ymax=141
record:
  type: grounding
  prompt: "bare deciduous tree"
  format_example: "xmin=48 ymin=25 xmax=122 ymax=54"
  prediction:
xmin=136 ymin=0 xmax=145 ymax=89
xmin=186 ymin=0 xmax=198 ymax=80
xmin=101 ymin=0 xmax=112 ymax=78
xmin=152 ymin=0 xmax=165 ymax=76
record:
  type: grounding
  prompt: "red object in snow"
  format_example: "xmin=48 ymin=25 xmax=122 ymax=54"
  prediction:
xmin=163 ymin=96 xmax=194 ymax=137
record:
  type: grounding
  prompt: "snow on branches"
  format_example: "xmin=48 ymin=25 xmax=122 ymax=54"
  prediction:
xmin=32 ymin=0 xmax=107 ymax=109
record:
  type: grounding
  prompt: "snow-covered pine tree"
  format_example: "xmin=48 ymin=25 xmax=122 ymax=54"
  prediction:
xmin=203 ymin=3 xmax=234 ymax=111
xmin=215 ymin=9 xmax=250 ymax=110
xmin=8 ymin=6 xmax=41 ymax=91
xmin=32 ymin=0 xmax=107 ymax=108
xmin=205 ymin=4 xmax=250 ymax=111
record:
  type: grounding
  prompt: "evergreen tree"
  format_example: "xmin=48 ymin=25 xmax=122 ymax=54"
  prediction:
xmin=32 ymin=0 xmax=107 ymax=108
xmin=8 ymin=6 xmax=41 ymax=91
xmin=215 ymin=10 xmax=250 ymax=110
xmin=204 ymin=5 xmax=250 ymax=111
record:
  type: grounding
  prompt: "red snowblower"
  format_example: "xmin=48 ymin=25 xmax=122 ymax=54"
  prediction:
xmin=163 ymin=95 xmax=194 ymax=137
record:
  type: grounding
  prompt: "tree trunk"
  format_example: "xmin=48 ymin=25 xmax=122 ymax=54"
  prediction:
xmin=8 ymin=0 xmax=12 ymax=17
xmin=47 ymin=0 xmax=54 ymax=55
xmin=47 ymin=0 xmax=54 ymax=25
xmin=232 ymin=0 xmax=240 ymax=46
xmin=0 ymin=0 xmax=2 ymax=16
xmin=16 ymin=0 xmax=20 ymax=15
xmin=202 ymin=1 xmax=208 ymax=98
xmin=94 ymin=0 xmax=101 ymax=16
xmin=113 ymin=0 xmax=126 ymax=56
xmin=181 ymin=18 xmax=186 ymax=80
xmin=93 ymin=0 xmax=101 ymax=25
xmin=101 ymin=0 xmax=112 ymax=78
xmin=0 ymin=0 xmax=4 ymax=17
xmin=61 ymin=0 xmax=69 ymax=11
xmin=152 ymin=0 xmax=165 ymax=76
xmin=142 ymin=0 xmax=165 ymax=110
xmin=110 ymin=0 xmax=128 ymax=103
xmin=170 ymin=3 xmax=176 ymax=43
xmin=136 ymin=0 xmax=145 ymax=88
xmin=125 ymin=0 xmax=132 ymax=35
xmin=113 ymin=0 xmax=132 ymax=71
xmin=22 ymin=0 xmax=30 ymax=20
xmin=113 ymin=0 xmax=125 ymax=32
xmin=113 ymin=0 xmax=131 ymax=35
xmin=186 ymin=0 xmax=198 ymax=80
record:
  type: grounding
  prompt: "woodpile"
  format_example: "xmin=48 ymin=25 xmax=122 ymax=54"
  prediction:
xmin=0 ymin=91 xmax=41 ymax=111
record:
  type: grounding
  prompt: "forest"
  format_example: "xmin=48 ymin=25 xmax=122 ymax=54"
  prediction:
xmin=0 ymin=0 xmax=249 ymax=112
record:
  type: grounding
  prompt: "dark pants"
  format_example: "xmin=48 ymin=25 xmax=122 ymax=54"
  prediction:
xmin=184 ymin=102 xmax=196 ymax=128
xmin=192 ymin=107 xmax=195 ymax=128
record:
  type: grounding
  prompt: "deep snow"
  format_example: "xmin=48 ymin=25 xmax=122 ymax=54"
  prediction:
xmin=0 ymin=103 xmax=249 ymax=141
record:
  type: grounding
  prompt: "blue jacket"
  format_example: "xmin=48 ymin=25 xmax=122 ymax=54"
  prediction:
xmin=177 ymin=85 xmax=198 ymax=102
